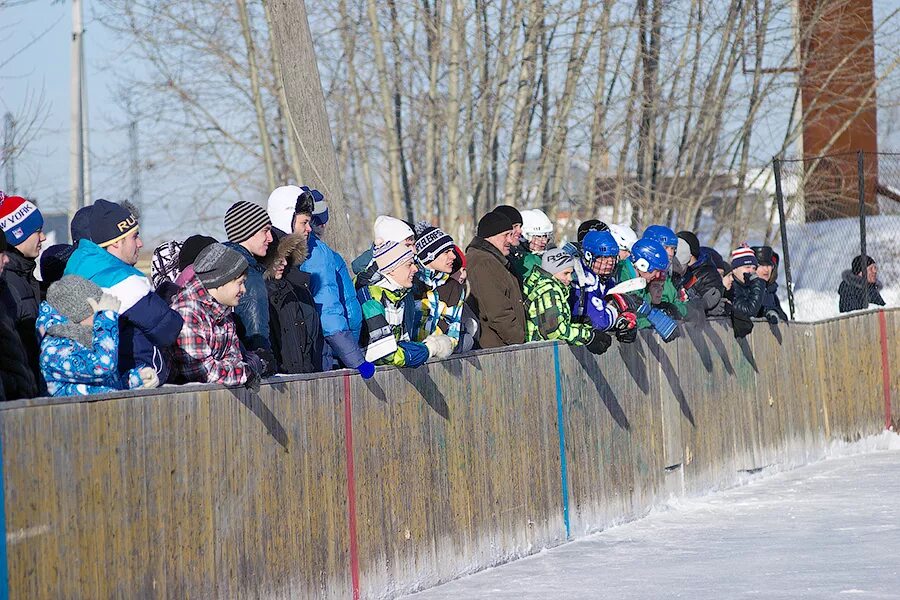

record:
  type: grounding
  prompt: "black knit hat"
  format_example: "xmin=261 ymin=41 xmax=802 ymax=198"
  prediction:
xmin=414 ymin=221 xmax=455 ymax=265
xmin=477 ymin=211 xmax=513 ymax=239
xmin=179 ymin=234 xmax=218 ymax=271
xmin=576 ymin=219 xmax=608 ymax=242
xmin=851 ymin=254 xmax=875 ymax=275
xmin=224 ymin=201 xmax=271 ymax=244
xmin=677 ymin=230 xmax=700 ymax=259
xmin=70 ymin=205 xmax=93 ymax=245
xmin=90 ymin=199 xmax=138 ymax=247
xmin=493 ymin=205 xmax=522 ymax=226
xmin=40 ymin=244 xmax=76 ymax=286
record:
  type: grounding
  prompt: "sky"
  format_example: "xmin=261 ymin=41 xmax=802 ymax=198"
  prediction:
xmin=2 ymin=0 xmax=900 ymax=246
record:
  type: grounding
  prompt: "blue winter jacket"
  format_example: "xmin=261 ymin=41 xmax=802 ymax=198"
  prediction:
xmin=301 ymin=232 xmax=365 ymax=369
xmin=64 ymin=240 xmax=184 ymax=383
xmin=36 ymin=302 xmax=143 ymax=397
xmin=224 ymin=242 xmax=272 ymax=352
xmin=570 ymin=270 xmax=619 ymax=332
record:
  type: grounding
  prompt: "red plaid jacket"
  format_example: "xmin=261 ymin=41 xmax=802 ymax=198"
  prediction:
xmin=170 ymin=276 xmax=247 ymax=386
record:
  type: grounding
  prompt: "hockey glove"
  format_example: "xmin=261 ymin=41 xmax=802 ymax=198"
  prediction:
xmin=585 ymin=330 xmax=613 ymax=355
xmin=647 ymin=307 xmax=678 ymax=343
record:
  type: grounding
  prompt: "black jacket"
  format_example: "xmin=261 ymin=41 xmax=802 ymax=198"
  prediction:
xmin=728 ymin=273 xmax=766 ymax=318
xmin=838 ymin=270 xmax=885 ymax=313
xmin=0 ymin=287 xmax=39 ymax=401
xmin=757 ymin=281 xmax=788 ymax=321
xmin=682 ymin=260 xmax=726 ymax=316
xmin=264 ymin=233 xmax=324 ymax=374
xmin=2 ymin=250 xmax=46 ymax=394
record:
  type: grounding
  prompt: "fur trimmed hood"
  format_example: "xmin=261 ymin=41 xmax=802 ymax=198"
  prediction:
xmin=264 ymin=232 xmax=309 ymax=279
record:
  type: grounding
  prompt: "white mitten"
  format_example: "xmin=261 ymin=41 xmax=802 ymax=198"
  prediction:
xmin=87 ymin=293 xmax=121 ymax=314
xmin=139 ymin=367 xmax=160 ymax=389
xmin=422 ymin=333 xmax=453 ymax=359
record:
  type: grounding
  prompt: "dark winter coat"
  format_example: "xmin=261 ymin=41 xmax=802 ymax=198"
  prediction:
xmin=681 ymin=259 xmax=727 ymax=316
xmin=838 ymin=270 xmax=886 ymax=313
xmin=757 ymin=281 xmax=789 ymax=321
xmin=465 ymin=236 xmax=526 ymax=348
xmin=2 ymin=249 xmax=46 ymax=394
xmin=0 ymin=288 xmax=39 ymax=401
xmin=727 ymin=273 xmax=767 ymax=338
xmin=224 ymin=242 xmax=272 ymax=353
xmin=64 ymin=240 xmax=184 ymax=384
xmin=264 ymin=233 xmax=324 ymax=374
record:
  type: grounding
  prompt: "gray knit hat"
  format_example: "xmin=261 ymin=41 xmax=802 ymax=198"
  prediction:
xmin=194 ymin=243 xmax=248 ymax=289
xmin=542 ymin=247 xmax=575 ymax=275
xmin=224 ymin=201 xmax=271 ymax=244
xmin=47 ymin=275 xmax=103 ymax=323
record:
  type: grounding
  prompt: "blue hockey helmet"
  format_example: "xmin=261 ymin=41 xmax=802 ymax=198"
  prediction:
xmin=581 ymin=230 xmax=620 ymax=264
xmin=630 ymin=237 xmax=670 ymax=273
xmin=643 ymin=224 xmax=678 ymax=248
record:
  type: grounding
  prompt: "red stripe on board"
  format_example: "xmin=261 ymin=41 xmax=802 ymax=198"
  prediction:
xmin=878 ymin=311 xmax=892 ymax=430
xmin=343 ymin=374 xmax=361 ymax=599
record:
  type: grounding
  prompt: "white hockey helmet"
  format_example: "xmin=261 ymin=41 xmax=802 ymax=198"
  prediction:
xmin=608 ymin=223 xmax=638 ymax=252
xmin=521 ymin=209 xmax=553 ymax=241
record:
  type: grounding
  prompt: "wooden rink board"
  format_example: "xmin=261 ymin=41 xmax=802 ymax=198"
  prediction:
xmin=0 ymin=310 xmax=894 ymax=599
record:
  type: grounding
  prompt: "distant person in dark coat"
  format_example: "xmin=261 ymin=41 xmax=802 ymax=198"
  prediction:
xmin=726 ymin=245 xmax=766 ymax=338
xmin=753 ymin=246 xmax=788 ymax=323
xmin=838 ymin=255 xmax=885 ymax=313
xmin=0 ymin=232 xmax=39 ymax=401
xmin=677 ymin=231 xmax=726 ymax=316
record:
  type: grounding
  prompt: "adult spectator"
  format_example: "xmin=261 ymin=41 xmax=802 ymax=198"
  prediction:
xmin=608 ymin=224 xmax=637 ymax=261
xmin=524 ymin=247 xmax=612 ymax=354
xmin=753 ymin=245 xmax=788 ymax=323
xmin=0 ymin=195 xmax=47 ymax=393
xmin=494 ymin=205 xmax=526 ymax=284
xmin=571 ymin=230 xmax=637 ymax=342
xmin=0 ymin=232 xmax=39 ymax=401
xmin=413 ymin=222 xmax=467 ymax=352
xmin=727 ymin=245 xmax=766 ymax=338
xmin=838 ymin=254 xmax=886 ymax=313
xmin=223 ymin=200 xmax=276 ymax=374
xmin=357 ymin=239 xmax=449 ymax=366
xmin=466 ymin=211 xmax=526 ymax=348
xmin=65 ymin=199 xmax=184 ymax=384
xmin=170 ymin=243 xmax=258 ymax=386
xmin=37 ymin=275 xmax=157 ymax=396
xmin=262 ymin=230 xmax=323 ymax=374
xmin=269 ymin=186 xmax=369 ymax=376
xmin=678 ymin=231 xmax=727 ymax=316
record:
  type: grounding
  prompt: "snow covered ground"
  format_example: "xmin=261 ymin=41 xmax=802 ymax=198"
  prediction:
xmin=405 ymin=434 xmax=900 ymax=599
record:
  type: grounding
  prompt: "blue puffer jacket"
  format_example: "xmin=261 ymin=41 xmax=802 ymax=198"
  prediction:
xmin=36 ymin=302 xmax=144 ymax=397
xmin=64 ymin=240 xmax=184 ymax=383
xmin=224 ymin=242 xmax=272 ymax=352
xmin=301 ymin=233 xmax=365 ymax=369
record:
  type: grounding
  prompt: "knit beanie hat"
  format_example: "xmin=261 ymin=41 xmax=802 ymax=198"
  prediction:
xmin=90 ymin=199 xmax=138 ymax=247
xmin=151 ymin=240 xmax=184 ymax=288
xmin=414 ymin=221 xmax=455 ymax=266
xmin=374 ymin=215 xmax=414 ymax=243
xmin=179 ymin=235 xmax=218 ymax=270
xmin=47 ymin=275 xmax=103 ymax=324
xmin=225 ymin=201 xmax=271 ymax=243
xmin=70 ymin=205 xmax=93 ymax=245
xmin=0 ymin=195 xmax=44 ymax=246
xmin=476 ymin=211 xmax=513 ymax=239
xmin=194 ymin=243 xmax=249 ymax=289
xmin=731 ymin=245 xmax=758 ymax=269
xmin=373 ymin=239 xmax=414 ymax=274
xmin=301 ymin=186 xmax=329 ymax=227
xmin=40 ymin=243 xmax=76 ymax=287
xmin=542 ymin=247 xmax=575 ymax=275
xmin=677 ymin=231 xmax=700 ymax=259
xmin=493 ymin=205 xmax=523 ymax=226
xmin=851 ymin=254 xmax=876 ymax=275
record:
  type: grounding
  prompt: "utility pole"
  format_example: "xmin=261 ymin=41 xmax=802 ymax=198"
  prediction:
xmin=128 ymin=115 xmax=142 ymax=207
xmin=69 ymin=0 xmax=86 ymax=220
xmin=3 ymin=112 xmax=15 ymax=195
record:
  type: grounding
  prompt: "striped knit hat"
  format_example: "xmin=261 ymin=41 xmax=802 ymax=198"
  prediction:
xmin=414 ymin=221 xmax=454 ymax=266
xmin=731 ymin=245 xmax=758 ymax=269
xmin=0 ymin=195 xmax=44 ymax=246
xmin=373 ymin=238 xmax=414 ymax=274
xmin=225 ymin=201 xmax=271 ymax=243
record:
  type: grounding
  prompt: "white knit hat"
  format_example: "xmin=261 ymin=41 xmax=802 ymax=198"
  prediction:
xmin=373 ymin=216 xmax=414 ymax=244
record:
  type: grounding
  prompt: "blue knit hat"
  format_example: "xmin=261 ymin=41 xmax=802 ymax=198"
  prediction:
xmin=301 ymin=186 xmax=329 ymax=227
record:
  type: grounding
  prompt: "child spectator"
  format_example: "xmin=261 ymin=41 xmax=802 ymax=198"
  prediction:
xmin=358 ymin=239 xmax=449 ymax=367
xmin=678 ymin=231 xmax=727 ymax=316
xmin=615 ymin=237 xmax=679 ymax=341
xmin=838 ymin=255 xmax=886 ymax=313
xmin=608 ymin=224 xmax=637 ymax=261
xmin=727 ymin=245 xmax=766 ymax=338
xmin=65 ymin=199 xmax=184 ymax=384
xmin=0 ymin=232 xmax=39 ymax=401
xmin=510 ymin=208 xmax=548 ymax=279
xmin=263 ymin=230 xmax=323 ymax=374
xmin=170 ymin=243 xmax=256 ymax=386
xmin=571 ymin=230 xmax=637 ymax=342
xmin=753 ymin=246 xmax=788 ymax=323
xmin=37 ymin=275 xmax=158 ymax=396
xmin=524 ymin=247 xmax=612 ymax=354
xmin=642 ymin=225 xmax=689 ymax=319
xmin=413 ymin=222 xmax=467 ymax=352
xmin=466 ymin=210 xmax=526 ymax=348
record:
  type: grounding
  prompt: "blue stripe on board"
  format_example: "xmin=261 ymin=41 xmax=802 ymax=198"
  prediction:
xmin=0 ymin=427 xmax=9 ymax=600
xmin=553 ymin=343 xmax=571 ymax=539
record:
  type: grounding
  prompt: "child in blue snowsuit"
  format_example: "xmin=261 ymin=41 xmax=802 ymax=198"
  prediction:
xmin=37 ymin=275 xmax=158 ymax=397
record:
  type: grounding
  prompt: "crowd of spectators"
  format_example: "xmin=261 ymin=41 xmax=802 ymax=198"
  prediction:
xmin=0 ymin=188 xmax=887 ymax=400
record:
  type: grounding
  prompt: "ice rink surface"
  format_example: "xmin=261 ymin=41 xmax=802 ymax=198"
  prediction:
xmin=407 ymin=449 xmax=900 ymax=599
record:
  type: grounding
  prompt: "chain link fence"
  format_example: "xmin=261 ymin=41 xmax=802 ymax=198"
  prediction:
xmin=774 ymin=151 xmax=900 ymax=321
